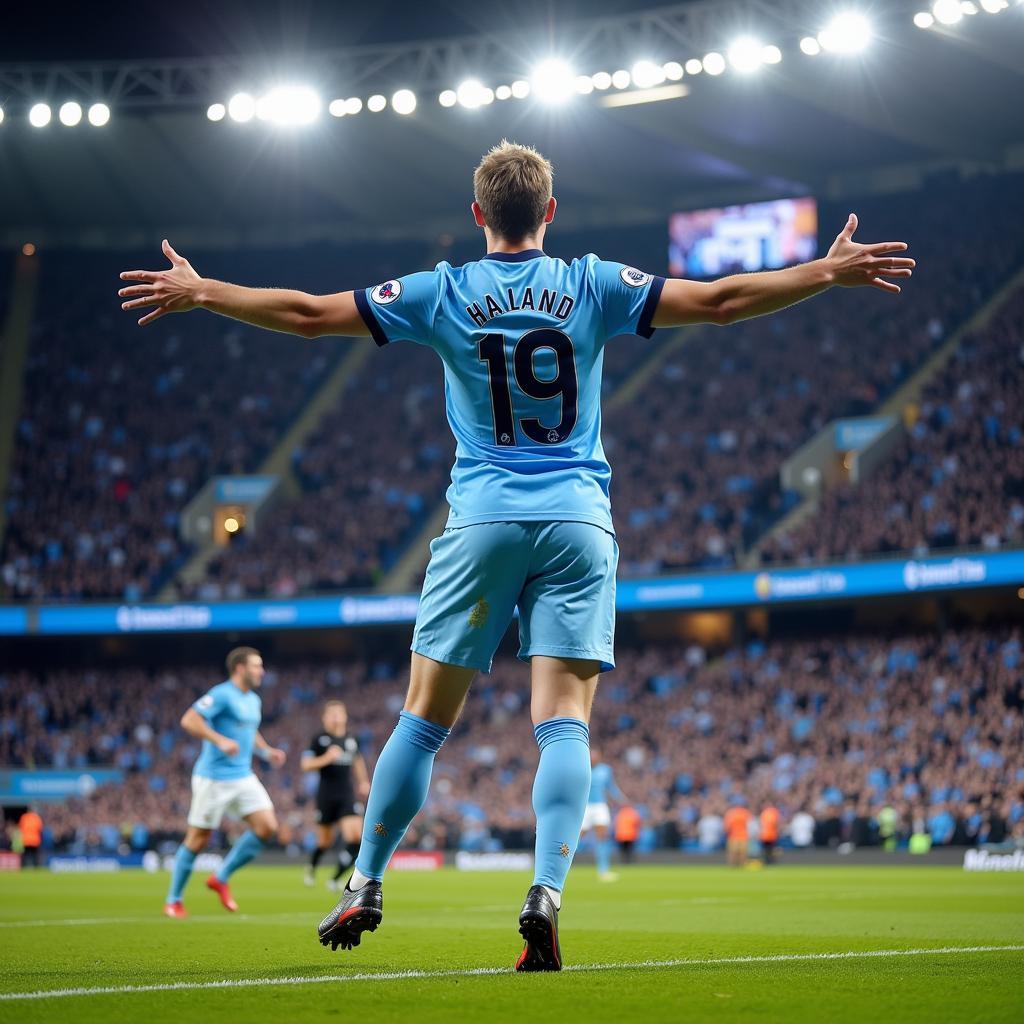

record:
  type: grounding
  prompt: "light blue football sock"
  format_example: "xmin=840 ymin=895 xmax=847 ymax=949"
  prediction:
xmin=215 ymin=829 xmax=264 ymax=882
xmin=167 ymin=843 xmax=196 ymax=903
xmin=597 ymin=837 xmax=613 ymax=875
xmin=354 ymin=711 xmax=450 ymax=882
xmin=531 ymin=717 xmax=591 ymax=893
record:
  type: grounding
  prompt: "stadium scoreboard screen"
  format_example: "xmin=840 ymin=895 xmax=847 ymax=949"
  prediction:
xmin=668 ymin=197 xmax=817 ymax=279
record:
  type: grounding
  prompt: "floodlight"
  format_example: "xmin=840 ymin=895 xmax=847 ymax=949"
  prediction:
xmin=29 ymin=103 xmax=51 ymax=127
xmin=59 ymin=101 xmax=82 ymax=126
xmin=818 ymin=12 xmax=873 ymax=53
xmin=727 ymin=37 xmax=765 ymax=72
xmin=631 ymin=60 xmax=666 ymax=88
xmin=256 ymin=86 xmax=321 ymax=125
xmin=531 ymin=60 xmax=576 ymax=104
xmin=933 ymin=0 xmax=964 ymax=20
xmin=228 ymin=92 xmax=255 ymax=123
xmin=391 ymin=90 xmax=416 ymax=114
xmin=702 ymin=52 xmax=726 ymax=75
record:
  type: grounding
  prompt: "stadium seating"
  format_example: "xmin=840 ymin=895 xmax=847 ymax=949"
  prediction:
xmin=760 ymin=282 xmax=1024 ymax=563
xmin=6 ymin=625 xmax=1021 ymax=854
xmin=607 ymin=174 xmax=1024 ymax=574
xmin=3 ymin=174 xmax=1024 ymax=603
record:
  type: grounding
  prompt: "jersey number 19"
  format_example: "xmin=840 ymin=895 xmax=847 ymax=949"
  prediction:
xmin=478 ymin=329 xmax=579 ymax=447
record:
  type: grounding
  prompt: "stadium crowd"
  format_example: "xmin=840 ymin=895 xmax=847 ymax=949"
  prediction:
xmin=606 ymin=174 xmax=1024 ymax=574
xmin=4 ymin=174 xmax=1024 ymax=604
xmin=760 ymin=283 xmax=1024 ymax=564
xmin=3 ymin=625 xmax=1021 ymax=856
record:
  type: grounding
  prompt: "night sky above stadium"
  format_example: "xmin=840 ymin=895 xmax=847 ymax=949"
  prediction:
xmin=4 ymin=0 xmax=665 ymax=62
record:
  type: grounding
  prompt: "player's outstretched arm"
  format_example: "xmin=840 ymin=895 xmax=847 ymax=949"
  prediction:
xmin=651 ymin=214 xmax=914 ymax=328
xmin=118 ymin=239 xmax=371 ymax=338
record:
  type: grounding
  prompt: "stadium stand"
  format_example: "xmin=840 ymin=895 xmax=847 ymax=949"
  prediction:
xmin=0 ymin=245 xmax=423 ymax=601
xmin=606 ymin=174 xmax=1024 ymax=574
xmin=761 ymin=281 xmax=1024 ymax=564
xmin=5 ymin=624 xmax=1021 ymax=855
xmin=3 ymin=176 xmax=1024 ymax=604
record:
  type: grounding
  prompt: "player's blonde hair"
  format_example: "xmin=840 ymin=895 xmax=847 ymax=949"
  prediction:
xmin=473 ymin=140 xmax=553 ymax=243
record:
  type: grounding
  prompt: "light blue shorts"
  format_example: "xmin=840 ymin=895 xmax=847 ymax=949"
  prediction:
xmin=411 ymin=521 xmax=618 ymax=673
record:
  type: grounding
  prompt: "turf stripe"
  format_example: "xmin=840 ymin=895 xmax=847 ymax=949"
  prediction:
xmin=0 ymin=912 xmax=311 ymax=928
xmin=2 ymin=945 xmax=1022 ymax=1002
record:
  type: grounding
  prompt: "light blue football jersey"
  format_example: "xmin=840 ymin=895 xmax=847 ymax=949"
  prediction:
xmin=355 ymin=250 xmax=664 ymax=533
xmin=191 ymin=680 xmax=262 ymax=781
xmin=588 ymin=762 xmax=624 ymax=805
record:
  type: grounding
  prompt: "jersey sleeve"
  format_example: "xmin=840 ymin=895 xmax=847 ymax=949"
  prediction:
xmin=354 ymin=270 xmax=442 ymax=348
xmin=591 ymin=259 xmax=666 ymax=341
xmin=192 ymin=687 xmax=226 ymax=722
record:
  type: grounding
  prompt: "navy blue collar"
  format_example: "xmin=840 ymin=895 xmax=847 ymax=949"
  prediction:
xmin=482 ymin=249 xmax=546 ymax=262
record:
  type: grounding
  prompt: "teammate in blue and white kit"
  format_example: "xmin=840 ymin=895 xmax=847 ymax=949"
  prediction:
xmin=581 ymin=749 xmax=626 ymax=882
xmin=163 ymin=646 xmax=286 ymax=918
xmin=121 ymin=141 xmax=914 ymax=966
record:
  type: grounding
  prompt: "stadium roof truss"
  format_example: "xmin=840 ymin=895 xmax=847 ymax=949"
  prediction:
xmin=0 ymin=0 xmax=1022 ymax=248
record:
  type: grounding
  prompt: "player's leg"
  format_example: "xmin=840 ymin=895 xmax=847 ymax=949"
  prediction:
xmin=165 ymin=825 xmax=212 ymax=915
xmin=331 ymin=814 xmax=363 ymax=885
xmin=594 ymin=821 xmax=617 ymax=880
xmin=518 ymin=655 xmax=600 ymax=970
xmin=515 ymin=522 xmax=616 ymax=971
xmin=350 ymin=652 xmax=473 ymax=887
xmin=318 ymin=524 xmax=526 ymax=952
xmin=530 ymin=655 xmax=600 ymax=897
xmin=308 ymin=820 xmax=336 ymax=886
xmin=317 ymin=654 xmax=474 ymax=950
xmin=206 ymin=778 xmax=276 ymax=910
xmin=217 ymin=805 xmax=276 ymax=881
xmin=166 ymin=774 xmax=222 ymax=915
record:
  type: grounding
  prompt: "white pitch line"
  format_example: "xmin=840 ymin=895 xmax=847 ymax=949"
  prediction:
xmin=1 ymin=945 xmax=1021 ymax=1002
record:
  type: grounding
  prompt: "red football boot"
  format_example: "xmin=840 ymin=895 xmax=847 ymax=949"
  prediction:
xmin=163 ymin=901 xmax=188 ymax=919
xmin=205 ymin=874 xmax=238 ymax=912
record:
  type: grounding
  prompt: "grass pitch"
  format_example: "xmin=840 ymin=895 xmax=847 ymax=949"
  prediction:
xmin=1 ymin=864 xmax=1022 ymax=1023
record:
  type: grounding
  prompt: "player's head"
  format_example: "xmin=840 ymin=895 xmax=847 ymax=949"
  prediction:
xmin=472 ymin=140 xmax=556 ymax=245
xmin=322 ymin=699 xmax=347 ymax=734
xmin=226 ymin=646 xmax=264 ymax=689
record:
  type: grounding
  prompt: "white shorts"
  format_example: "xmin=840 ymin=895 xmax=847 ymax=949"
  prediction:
xmin=581 ymin=802 xmax=612 ymax=832
xmin=187 ymin=774 xmax=273 ymax=830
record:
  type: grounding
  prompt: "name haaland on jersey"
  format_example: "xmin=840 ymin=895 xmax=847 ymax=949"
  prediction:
xmin=356 ymin=252 xmax=664 ymax=535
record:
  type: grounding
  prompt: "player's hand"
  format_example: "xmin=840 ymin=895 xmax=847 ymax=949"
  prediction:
xmin=825 ymin=214 xmax=915 ymax=294
xmin=216 ymin=736 xmax=240 ymax=757
xmin=326 ymin=744 xmax=344 ymax=763
xmin=268 ymin=747 xmax=287 ymax=768
xmin=118 ymin=239 xmax=202 ymax=326
xmin=358 ymin=782 xmax=370 ymax=800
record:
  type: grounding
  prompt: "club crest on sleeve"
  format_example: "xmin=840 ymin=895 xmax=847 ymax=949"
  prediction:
xmin=197 ymin=695 xmax=214 ymax=710
xmin=619 ymin=267 xmax=651 ymax=288
xmin=371 ymin=279 xmax=402 ymax=305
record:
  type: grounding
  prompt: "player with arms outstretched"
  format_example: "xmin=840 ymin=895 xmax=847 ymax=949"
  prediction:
xmin=121 ymin=141 xmax=913 ymax=966
xmin=301 ymin=700 xmax=370 ymax=890
xmin=163 ymin=646 xmax=286 ymax=918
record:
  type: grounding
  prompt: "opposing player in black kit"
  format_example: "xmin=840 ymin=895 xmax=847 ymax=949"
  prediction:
xmin=301 ymin=701 xmax=370 ymax=890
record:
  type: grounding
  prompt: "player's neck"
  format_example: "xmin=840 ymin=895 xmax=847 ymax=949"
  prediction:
xmin=230 ymin=676 xmax=251 ymax=693
xmin=485 ymin=231 xmax=544 ymax=256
